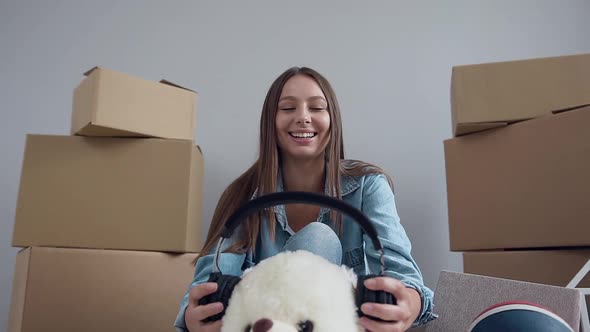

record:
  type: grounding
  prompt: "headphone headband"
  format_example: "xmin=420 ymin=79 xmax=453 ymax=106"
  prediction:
xmin=221 ymin=191 xmax=383 ymax=251
xmin=200 ymin=191 xmax=393 ymax=323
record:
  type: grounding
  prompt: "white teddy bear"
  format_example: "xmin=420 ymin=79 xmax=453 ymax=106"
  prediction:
xmin=221 ymin=250 xmax=364 ymax=332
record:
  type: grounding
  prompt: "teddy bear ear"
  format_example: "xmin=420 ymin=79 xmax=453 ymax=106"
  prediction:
xmin=242 ymin=266 xmax=254 ymax=276
xmin=340 ymin=265 xmax=359 ymax=288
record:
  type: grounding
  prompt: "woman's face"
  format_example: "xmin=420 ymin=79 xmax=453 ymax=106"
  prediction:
xmin=275 ymin=74 xmax=331 ymax=162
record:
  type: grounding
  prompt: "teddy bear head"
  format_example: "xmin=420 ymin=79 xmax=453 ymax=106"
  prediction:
xmin=221 ymin=250 xmax=363 ymax=332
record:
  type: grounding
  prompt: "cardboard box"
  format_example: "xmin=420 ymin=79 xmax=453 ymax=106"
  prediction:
xmin=13 ymin=134 xmax=203 ymax=252
xmin=8 ymin=247 xmax=197 ymax=332
xmin=72 ymin=66 xmax=197 ymax=140
xmin=425 ymin=271 xmax=582 ymax=332
xmin=444 ymin=106 xmax=590 ymax=251
xmin=463 ymin=250 xmax=590 ymax=314
xmin=451 ymin=53 xmax=590 ymax=136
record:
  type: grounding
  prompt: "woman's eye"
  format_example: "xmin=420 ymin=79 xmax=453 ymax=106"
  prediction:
xmin=280 ymin=107 xmax=296 ymax=111
xmin=298 ymin=320 xmax=314 ymax=332
xmin=309 ymin=104 xmax=327 ymax=111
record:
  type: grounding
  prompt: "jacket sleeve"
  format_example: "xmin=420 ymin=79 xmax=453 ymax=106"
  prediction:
xmin=360 ymin=174 xmax=437 ymax=327
xmin=174 ymin=233 xmax=247 ymax=331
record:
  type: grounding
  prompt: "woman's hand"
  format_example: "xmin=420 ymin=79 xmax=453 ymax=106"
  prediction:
xmin=359 ymin=277 xmax=421 ymax=332
xmin=184 ymin=282 xmax=224 ymax=332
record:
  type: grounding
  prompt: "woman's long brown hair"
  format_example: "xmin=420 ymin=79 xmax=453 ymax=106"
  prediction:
xmin=195 ymin=67 xmax=393 ymax=263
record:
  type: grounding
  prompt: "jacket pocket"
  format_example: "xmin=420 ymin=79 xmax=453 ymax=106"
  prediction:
xmin=343 ymin=246 xmax=366 ymax=275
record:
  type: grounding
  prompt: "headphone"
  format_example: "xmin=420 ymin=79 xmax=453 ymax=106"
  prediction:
xmin=198 ymin=191 xmax=396 ymax=322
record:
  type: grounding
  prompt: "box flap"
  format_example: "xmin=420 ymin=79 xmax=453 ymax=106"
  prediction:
xmin=83 ymin=66 xmax=100 ymax=76
xmin=159 ymin=79 xmax=196 ymax=93
xmin=8 ymin=247 xmax=31 ymax=332
xmin=455 ymin=121 xmax=508 ymax=136
xmin=455 ymin=104 xmax=590 ymax=136
xmin=84 ymin=66 xmax=197 ymax=93
xmin=83 ymin=66 xmax=196 ymax=93
xmin=76 ymin=122 xmax=153 ymax=138
xmin=552 ymin=103 xmax=590 ymax=115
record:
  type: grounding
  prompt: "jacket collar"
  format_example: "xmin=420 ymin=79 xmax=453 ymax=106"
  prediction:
xmin=248 ymin=168 xmax=360 ymax=233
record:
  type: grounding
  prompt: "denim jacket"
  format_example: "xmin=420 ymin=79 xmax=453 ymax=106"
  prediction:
xmin=174 ymin=172 xmax=437 ymax=331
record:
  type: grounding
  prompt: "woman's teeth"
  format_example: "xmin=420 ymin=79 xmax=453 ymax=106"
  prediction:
xmin=290 ymin=132 xmax=317 ymax=138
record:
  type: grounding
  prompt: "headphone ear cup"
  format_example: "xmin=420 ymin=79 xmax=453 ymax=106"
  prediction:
xmin=356 ymin=275 xmax=397 ymax=322
xmin=198 ymin=273 xmax=242 ymax=322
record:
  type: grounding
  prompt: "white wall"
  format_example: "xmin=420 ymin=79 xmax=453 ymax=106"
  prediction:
xmin=1 ymin=0 xmax=589 ymax=328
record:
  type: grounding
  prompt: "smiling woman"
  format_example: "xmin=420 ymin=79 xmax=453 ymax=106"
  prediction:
xmin=175 ymin=67 xmax=437 ymax=332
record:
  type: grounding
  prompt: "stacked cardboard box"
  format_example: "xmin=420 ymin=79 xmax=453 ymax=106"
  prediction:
xmin=443 ymin=53 xmax=590 ymax=317
xmin=8 ymin=67 xmax=203 ymax=331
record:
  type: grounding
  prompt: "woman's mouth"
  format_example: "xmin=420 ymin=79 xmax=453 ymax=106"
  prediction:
xmin=289 ymin=132 xmax=317 ymax=139
xmin=288 ymin=132 xmax=318 ymax=144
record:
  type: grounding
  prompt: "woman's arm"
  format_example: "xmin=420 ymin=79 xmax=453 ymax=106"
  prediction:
xmin=174 ymin=234 xmax=248 ymax=331
xmin=360 ymin=174 xmax=437 ymax=328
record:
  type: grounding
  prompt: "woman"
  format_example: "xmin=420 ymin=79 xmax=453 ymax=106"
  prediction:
xmin=175 ymin=67 xmax=436 ymax=332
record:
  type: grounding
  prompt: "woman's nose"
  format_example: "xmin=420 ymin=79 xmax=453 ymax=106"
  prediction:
xmin=295 ymin=107 xmax=311 ymax=124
